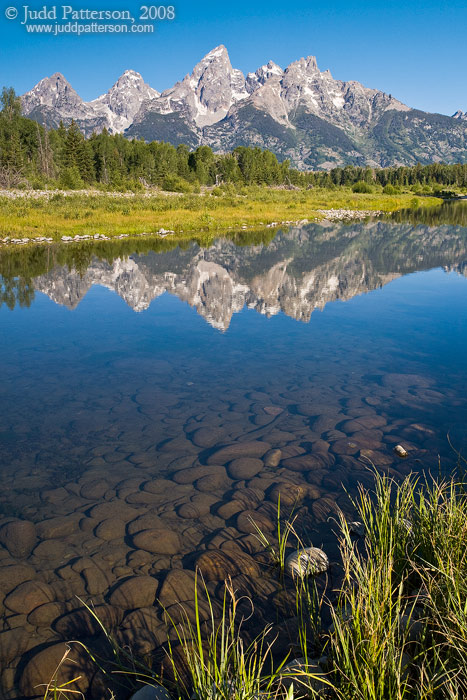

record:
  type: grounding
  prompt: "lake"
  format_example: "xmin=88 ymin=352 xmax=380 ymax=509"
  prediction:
xmin=0 ymin=208 xmax=467 ymax=696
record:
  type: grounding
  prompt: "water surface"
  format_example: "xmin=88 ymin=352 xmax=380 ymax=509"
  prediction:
xmin=0 ymin=212 xmax=467 ymax=695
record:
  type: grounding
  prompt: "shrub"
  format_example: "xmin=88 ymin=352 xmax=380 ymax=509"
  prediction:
xmin=383 ymin=184 xmax=397 ymax=195
xmin=162 ymin=174 xmax=192 ymax=193
xmin=352 ymin=181 xmax=373 ymax=194
xmin=60 ymin=166 xmax=84 ymax=190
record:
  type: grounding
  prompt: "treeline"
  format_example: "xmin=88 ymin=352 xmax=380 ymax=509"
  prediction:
xmin=0 ymin=88 xmax=289 ymax=190
xmin=1 ymin=86 xmax=467 ymax=192
xmin=301 ymin=162 xmax=467 ymax=191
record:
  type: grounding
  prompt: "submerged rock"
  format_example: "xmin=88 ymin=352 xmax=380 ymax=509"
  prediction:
xmin=4 ymin=581 xmax=55 ymax=615
xmin=206 ymin=441 xmax=270 ymax=465
xmin=279 ymin=656 xmax=328 ymax=694
xmin=20 ymin=642 xmax=91 ymax=697
xmin=109 ymin=575 xmax=158 ymax=608
xmin=285 ymin=547 xmax=329 ymax=578
xmin=263 ymin=448 xmax=282 ymax=467
xmin=130 ymin=684 xmax=172 ymax=700
xmin=0 ymin=520 xmax=36 ymax=558
xmin=227 ymin=457 xmax=263 ymax=480
xmin=132 ymin=528 xmax=181 ymax=555
xmin=394 ymin=444 xmax=409 ymax=458
xmin=349 ymin=521 xmax=365 ymax=537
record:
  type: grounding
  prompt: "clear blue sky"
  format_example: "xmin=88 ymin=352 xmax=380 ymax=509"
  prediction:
xmin=0 ymin=0 xmax=465 ymax=115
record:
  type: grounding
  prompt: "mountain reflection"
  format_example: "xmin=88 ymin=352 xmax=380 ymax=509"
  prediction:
xmin=1 ymin=218 xmax=467 ymax=330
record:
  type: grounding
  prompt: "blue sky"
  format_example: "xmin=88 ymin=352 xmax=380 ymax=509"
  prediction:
xmin=0 ymin=0 xmax=466 ymax=115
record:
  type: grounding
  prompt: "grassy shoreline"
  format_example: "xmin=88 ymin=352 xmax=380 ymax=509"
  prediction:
xmin=0 ymin=188 xmax=441 ymax=243
xmin=44 ymin=468 xmax=467 ymax=700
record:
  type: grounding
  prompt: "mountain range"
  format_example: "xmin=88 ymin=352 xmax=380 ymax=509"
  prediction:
xmin=32 ymin=221 xmax=467 ymax=331
xmin=21 ymin=45 xmax=467 ymax=169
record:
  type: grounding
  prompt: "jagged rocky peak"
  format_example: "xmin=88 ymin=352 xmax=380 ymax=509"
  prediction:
xmin=21 ymin=72 xmax=84 ymax=113
xmin=21 ymin=47 xmax=466 ymax=168
xmin=106 ymin=69 xmax=159 ymax=103
xmin=90 ymin=69 xmax=160 ymax=131
xmin=22 ymin=67 xmax=160 ymax=134
xmin=149 ymin=44 xmax=249 ymax=127
xmin=246 ymin=60 xmax=284 ymax=90
xmin=280 ymin=54 xmax=344 ymax=113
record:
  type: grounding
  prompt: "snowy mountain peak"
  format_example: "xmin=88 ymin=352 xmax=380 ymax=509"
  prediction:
xmin=90 ymin=70 xmax=160 ymax=132
xmin=144 ymin=44 xmax=249 ymax=127
xmin=21 ymin=46 xmax=466 ymax=169
xmin=21 ymin=71 xmax=87 ymax=121
xmin=22 ymin=68 xmax=159 ymax=134
xmin=201 ymin=44 xmax=229 ymax=61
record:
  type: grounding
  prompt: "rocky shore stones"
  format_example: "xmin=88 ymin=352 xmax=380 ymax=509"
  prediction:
xmin=282 ymin=453 xmax=333 ymax=471
xmin=36 ymin=514 xmax=82 ymax=539
xmin=330 ymin=439 xmax=361 ymax=456
xmin=195 ymin=549 xmax=259 ymax=582
xmin=349 ymin=521 xmax=365 ymax=537
xmin=206 ymin=441 xmax=270 ymax=465
xmin=216 ymin=501 xmax=244 ymax=520
xmin=158 ymin=569 xmax=196 ymax=607
xmin=0 ymin=520 xmax=36 ymax=558
xmin=27 ymin=601 xmax=65 ymax=627
xmin=109 ymin=576 xmax=158 ymax=609
xmin=191 ymin=427 xmax=226 ymax=448
xmin=230 ymin=487 xmax=264 ymax=510
xmin=0 ymin=628 xmax=37 ymax=664
xmin=95 ymin=518 xmax=126 ymax=541
xmin=236 ymin=509 xmax=273 ymax=535
xmin=132 ymin=529 xmax=181 ymax=555
xmin=20 ymin=642 xmax=92 ymax=697
xmin=89 ymin=502 xmax=140 ymax=522
xmin=339 ymin=415 xmax=387 ymax=433
xmin=382 ymin=373 xmax=432 ymax=389
xmin=54 ymin=604 xmax=122 ymax=637
xmin=130 ymin=685 xmax=172 ymax=700
xmin=82 ymin=565 xmax=110 ymax=595
xmin=312 ymin=496 xmax=338 ymax=521
xmin=196 ymin=471 xmax=230 ymax=492
xmin=285 ymin=548 xmax=329 ymax=578
xmin=279 ymin=657 xmax=327 ymax=694
xmin=4 ymin=581 xmax=55 ymax=615
xmin=127 ymin=512 xmax=164 ymax=535
xmin=394 ymin=444 xmax=409 ymax=458
xmin=177 ymin=492 xmax=219 ymax=519
xmin=227 ymin=458 xmax=263 ymax=480
xmin=80 ymin=478 xmax=109 ymax=500
xmin=268 ymin=483 xmax=307 ymax=506
xmin=172 ymin=465 xmax=219 ymax=484
xmin=263 ymin=449 xmax=282 ymax=467
xmin=0 ymin=564 xmax=36 ymax=595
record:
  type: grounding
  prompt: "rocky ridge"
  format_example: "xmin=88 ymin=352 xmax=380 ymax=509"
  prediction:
xmin=21 ymin=46 xmax=467 ymax=168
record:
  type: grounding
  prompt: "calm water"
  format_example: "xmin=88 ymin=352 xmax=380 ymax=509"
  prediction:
xmin=0 ymin=211 xmax=467 ymax=696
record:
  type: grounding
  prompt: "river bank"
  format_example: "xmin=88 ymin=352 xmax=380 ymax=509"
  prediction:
xmin=0 ymin=187 xmax=441 ymax=245
xmin=41 ymin=469 xmax=467 ymax=700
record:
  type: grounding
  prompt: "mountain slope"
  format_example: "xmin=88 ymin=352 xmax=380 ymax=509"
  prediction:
xmin=22 ymin=70 xmax=159 ymax=136
xmin=21 ymin=47 xmax=467 ymax=168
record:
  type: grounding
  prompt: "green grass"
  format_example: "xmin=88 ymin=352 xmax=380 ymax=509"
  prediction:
xmin=165 ymin=577 xmax=286 ymax=700
xmin=248 ymin=494 xmax=303 ymax=576
xmin=0 ymin=187 xmax=442 ymax=241
xmin=327 ymin=470 xmax=467 ymax=700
